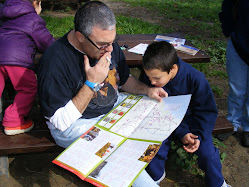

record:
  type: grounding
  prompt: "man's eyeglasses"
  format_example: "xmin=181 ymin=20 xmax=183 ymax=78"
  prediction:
xmin=85 ymin=35 xmax=116 ymax=50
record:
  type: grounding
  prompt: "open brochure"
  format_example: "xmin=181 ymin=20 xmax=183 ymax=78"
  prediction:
xmin=127 ymin=43 xmax=149 ymax=55
xmin=127 ymin=35 xmax=199 ymax=56
xmin=175 ymin=44 xmax=199 ymax=56
xmin=154 ymin=35 xmax=199 ymax=56
xmin=53 ymin=94 xmax=191 ymax=187
xmin=154 ymin=35 xmax=186 ymax=47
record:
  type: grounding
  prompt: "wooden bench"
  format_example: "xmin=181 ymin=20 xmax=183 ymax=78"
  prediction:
xmin=0 ymin=114 xmax=234 ymax=176
xmin=0 ymin=116 xmax=233 ymax=155
xmin=0 ymin=34 xmax=234 ymax=177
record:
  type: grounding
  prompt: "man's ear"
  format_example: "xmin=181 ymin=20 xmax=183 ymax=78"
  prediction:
xmin=75 ymin=31 xmax=85 ymax=43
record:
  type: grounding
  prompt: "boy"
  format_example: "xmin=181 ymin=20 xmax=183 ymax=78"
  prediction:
xmin=142 ymin=41 xmax=230 ymax=187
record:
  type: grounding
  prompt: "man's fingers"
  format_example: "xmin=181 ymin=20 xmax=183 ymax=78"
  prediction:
xmin=84 ymin=55 xmax=90 ymax=71
xmin=98 ymin=52 xmax=111 ymax=67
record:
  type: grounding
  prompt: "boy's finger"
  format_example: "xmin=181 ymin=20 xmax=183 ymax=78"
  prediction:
xmin=160 ymin=89 xmax=168 ymax=97
xmin=155 ymin=94 xmax=163 ymax=102
xmin=190 ymin=134 xmax=198 ymax=139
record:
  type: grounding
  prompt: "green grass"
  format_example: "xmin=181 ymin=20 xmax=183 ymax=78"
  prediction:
xmin=210 ymin=85 xmax=223 ymax=97
xmin=112 ymin=0 xmax=224 ymax=38
xmin=113 ymin=0 xmax=222 ymax=22
xmin=116 ymin=15 xmax=172 ymax=34
xmin=42 ymin=15 xmax=171 ymax=37
xmin=42 ymin=16 xmax=74 ymax=37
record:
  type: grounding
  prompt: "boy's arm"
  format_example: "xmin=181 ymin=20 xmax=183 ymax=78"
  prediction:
xmin=175 ymin=73 xmax=218 ymax=142
xmin=174 ymin=121 xmax=191 ymax=141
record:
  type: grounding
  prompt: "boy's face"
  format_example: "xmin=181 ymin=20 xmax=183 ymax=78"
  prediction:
xmin=144 ymin=65 xmax=178 ymax=87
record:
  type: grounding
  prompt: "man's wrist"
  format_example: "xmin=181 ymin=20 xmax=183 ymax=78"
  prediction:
xmin=85 ymin=80 xmax=101 ymax=92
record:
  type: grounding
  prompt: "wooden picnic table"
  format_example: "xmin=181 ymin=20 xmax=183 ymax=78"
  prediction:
xmin=34 ymin=33 xmax=210 ymax=66
xmin=117 ymin=34 xmax=210 ymax=67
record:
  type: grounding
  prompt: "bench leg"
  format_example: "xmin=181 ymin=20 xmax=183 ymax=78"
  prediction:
xmin=0 ymin=155 xmax=9 ymax=177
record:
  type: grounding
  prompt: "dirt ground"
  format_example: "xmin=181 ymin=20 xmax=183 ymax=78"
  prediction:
xmin=1 ymin=0 xmax=249 ymax=187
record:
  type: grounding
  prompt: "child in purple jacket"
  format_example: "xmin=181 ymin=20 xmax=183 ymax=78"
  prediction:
xmin=0 ymin=0 xmax=54 ymax=135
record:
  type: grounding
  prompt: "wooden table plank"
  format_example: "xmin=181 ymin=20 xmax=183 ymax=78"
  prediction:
xmin=117 ymin=34 xmax=210 ymax=66
xmin=34 ymin=34 xmax=210 ymax=67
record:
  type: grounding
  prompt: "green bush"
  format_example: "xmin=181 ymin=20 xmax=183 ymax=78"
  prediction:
xmin=170 ymin=136 xmax=226 ymax=176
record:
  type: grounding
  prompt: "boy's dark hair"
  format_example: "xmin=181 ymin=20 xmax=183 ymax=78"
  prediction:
xmin=142 ymin=41 xmax=178 ymax=73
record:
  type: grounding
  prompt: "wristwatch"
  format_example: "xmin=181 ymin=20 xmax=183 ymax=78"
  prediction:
xmin=85 ymin=80 xmax=101 ymax=92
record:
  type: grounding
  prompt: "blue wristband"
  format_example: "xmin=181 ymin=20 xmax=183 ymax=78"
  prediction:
xmin=85 ymin=80 xmax=96 ymax=90
xmin=85 ymin=80 xmax=101 ymax=92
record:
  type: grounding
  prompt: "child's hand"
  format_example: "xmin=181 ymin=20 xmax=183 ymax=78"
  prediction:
xmin=147 ymin=87 xmax=168 ymax=102
xmin=181 ymin=133 xmax=200 ymax=153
